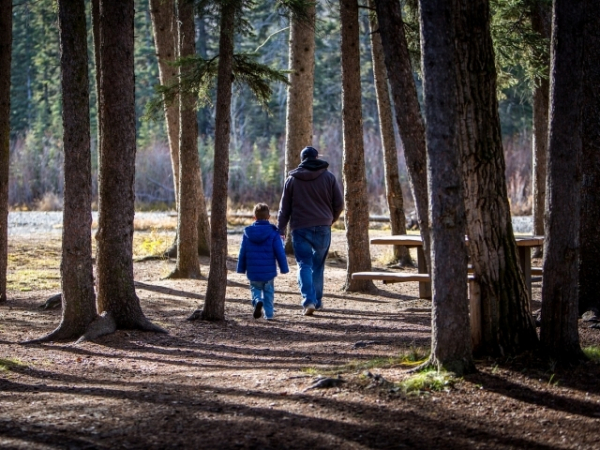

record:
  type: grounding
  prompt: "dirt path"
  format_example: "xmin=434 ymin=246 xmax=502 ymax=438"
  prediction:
xmin=1 ymin=228 xmax=600 ymax=449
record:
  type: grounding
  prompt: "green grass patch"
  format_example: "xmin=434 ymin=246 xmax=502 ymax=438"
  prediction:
xmin=0 ymin=358 xmax=27 ymax=371
xmin=8 ymin=269 xmax=61 ymax=291
xmin=133 ymin=230 xmax=170 ymax=257
xmin=583 ymin=346 xmax=600 ymax=362
xmin=398 ymin=370 xmax=457 ymax=394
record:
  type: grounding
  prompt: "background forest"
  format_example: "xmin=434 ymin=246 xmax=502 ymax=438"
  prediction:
xmin=8 ymin=0 xmax=534 ymax=214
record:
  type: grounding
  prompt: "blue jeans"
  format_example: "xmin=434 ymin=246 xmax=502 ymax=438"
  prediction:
xmin=292 ymin=226 xmax=331 ymax=309
xmin=250 ymin=280 xmax=275 ymax=318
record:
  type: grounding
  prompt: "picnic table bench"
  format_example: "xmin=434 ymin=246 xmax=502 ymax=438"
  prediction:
xmin=352 ymin=234 xmax=543 ymax=301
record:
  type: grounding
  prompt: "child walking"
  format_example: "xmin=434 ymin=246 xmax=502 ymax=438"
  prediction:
xmin=236 ymin=203 xmax=289 ymax=320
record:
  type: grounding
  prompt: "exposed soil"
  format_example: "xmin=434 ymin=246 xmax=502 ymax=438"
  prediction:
xmin=1 ymin=225 xmax=600 ymax=449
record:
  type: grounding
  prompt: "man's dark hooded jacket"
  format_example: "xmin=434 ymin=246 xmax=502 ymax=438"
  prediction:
xmin=277 ymin=158 xmax=344 ymax=234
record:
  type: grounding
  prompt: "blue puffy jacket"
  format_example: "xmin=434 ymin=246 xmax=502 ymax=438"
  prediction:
xmin=236 ymin=220 xmax=289 ymax=282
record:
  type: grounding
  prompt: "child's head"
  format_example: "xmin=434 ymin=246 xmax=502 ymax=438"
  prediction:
xmin=253 ymin=203 xmax=270 ymax=221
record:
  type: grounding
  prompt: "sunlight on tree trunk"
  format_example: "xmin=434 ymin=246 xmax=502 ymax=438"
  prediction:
xmin=367 ymin=0 xmax=411 ymax=267
xmin=284 ymin=3 xmax=315 ymax=254
xmin=419 ymin=0 xmax=474 ymax=375
xmin=540 ymin=0 xmax=586 ymax=362
xmin=340 ymin=0 xmax=375 ymax=292
xmin=169 ymin=0 xmax=202 ymax=279
xmin=200 ymin=0 xmax=238 ymax=321
xmin=0 ymin=0 xmax=12 ymax=303
xmin=454 ymin=0 xmax=538 ymax=357
xmin=96 ymin=0 xmax=164 ymax=333
xmin=374 ymin=0 xmax=430 ymax=271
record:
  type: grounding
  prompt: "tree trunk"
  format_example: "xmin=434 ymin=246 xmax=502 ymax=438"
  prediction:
xmin=367 ymin=0 xmax=411 ymax=266
xmin=419 ymin=0 xmax=474 ymax=376
xmin=530 ymin=1 xmax=551 ymax=256
xmin=0 ymin=0 xmax=12 ymax=303
xmin=96 ymin=0 xmax=163 ymax=332
xmin=578 ymin=1 xmax=600 ymax=316
xmin=284 ymin=3 xmax=316 ymax=254
xmin=169 ymin=0 xmax=202 ymax=279
xmin=454 ymin=0 xmax=538 ymax=356
xmin=37 ymin=0 xmax=98 ymax=341
xmin=540 ymin=0 xmax=585 ymax=361
xmin=150 ymin=0 xmax=210 ymax=259
xmin=374 ymin=0 xmax=430 ymax=270
xmin=200 ymin=0 xmax=237 ymax=321
xmin=149 ymin=0 xmax=179 ymax=206
xmin=340 ymin=0 xmax=375 ymax=292
xmin=91 ymin=0 xmax=101 ymax=209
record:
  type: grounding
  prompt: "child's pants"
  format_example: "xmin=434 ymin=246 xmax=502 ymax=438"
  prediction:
xmin=250 ymin=279 xmax=275 ymax=319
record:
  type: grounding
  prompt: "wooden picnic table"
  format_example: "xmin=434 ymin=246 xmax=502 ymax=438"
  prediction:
xmin=367 ymin=234 xmax=544 ymax=300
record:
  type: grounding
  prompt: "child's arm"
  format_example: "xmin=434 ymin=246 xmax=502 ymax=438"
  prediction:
xmin=273 ymin=234 xmax=289 ymax=274
xmin=236 ymin=236 xmax=247 ymax=274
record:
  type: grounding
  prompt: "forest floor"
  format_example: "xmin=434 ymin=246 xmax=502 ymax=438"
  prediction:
xmin=1 ymin=215 xmax=600 ymax=449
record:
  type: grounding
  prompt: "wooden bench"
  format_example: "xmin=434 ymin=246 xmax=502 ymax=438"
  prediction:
xmin=352 ymin=272 xmax=431 ymax=284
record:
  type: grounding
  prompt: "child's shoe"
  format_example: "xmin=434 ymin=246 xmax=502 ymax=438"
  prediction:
xmin=253 ymin=301 xmax=263 ymax=319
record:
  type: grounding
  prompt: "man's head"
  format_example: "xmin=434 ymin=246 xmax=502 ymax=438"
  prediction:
xmin=253 ymin=203 xmax=270 ymax=221
xmin=300 ymin=146 xmax=319 ymax=161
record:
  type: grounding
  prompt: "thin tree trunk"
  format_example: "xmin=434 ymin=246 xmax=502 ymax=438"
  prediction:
xmin=530 ymin=1 xmax=551 ymax=257
xmin=96 ymin=0 xmax=164 ymax=333
xmin=578 ymin=0 xmax=600 ymax=316
xmin=169 ymin=0 xmax=202 ymax=279
xmin=540 ymin=0 xmax=585 ymax=361
xmin=199 ymin=0 xmax=237 ymax=320
xmin=454 ymin=0 xmax=538 ymax=356
xmin=340 ymin=0 xmax=375 ymax=292
xmin=149 ymin=0 xmax=179 ymax=207
xmin=374 ymin=0 xmax=430 ymax=270
xmin=367 ymin=0 xmax=411 ymax=266
xmin=284 ymin=3 xmax=316 ymax=254
xmin=0 ymin=0 xmax=12 ymax=303
xmin=91 ymin=0 xmax=101 ymax=210
xmin=419 ymin=0 xmax=474 ymax=376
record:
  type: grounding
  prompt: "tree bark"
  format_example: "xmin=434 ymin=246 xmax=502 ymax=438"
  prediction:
xmin=0 ymin=0 xmax=12 ymax=303
xmin=39 ymin=0 xmax=98 ymax=341
xmin=200 ymin=0 xmax=237 ymax=320
xmin=454 ymin=0 xmax=538 ymax=356
xmin=91 ymin=0 xmax=101 ymax=209
xmin=340 ymin=0 xmax=375 ymax=292
xmin=374 ymin=0 xmax=430 ymax=270
xmin=169 ymin=0 xmax=202 ymax=279
xmin=150 ymin=0 xmax=210 ymax=259
xmin=530 ymin=1 xmax=551 ymax=255
xmin=578 ymin=1 xmax=600 ymax=316
xmin=367 ymin=0 xmax=411 ymax=266
xmin=96 ymin=0 xmax=163 ymax=332
xmin=540 ymin=0 xmax=585 ymax=361
xmin=284 ymin=3 xmax=316 ymax=254
xmin=419 ymin=0 xmax=474 ymax=376
xmin=149 ymin=0 xmax=180 ymax=207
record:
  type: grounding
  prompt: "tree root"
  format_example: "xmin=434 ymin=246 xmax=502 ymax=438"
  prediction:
xmin=165 ymin=268 xmax=202 ymax=280
xmin=186 ymin=308 xmax=203 ymax=321
xmin=39 ymin=293 xmax=62 ymax=310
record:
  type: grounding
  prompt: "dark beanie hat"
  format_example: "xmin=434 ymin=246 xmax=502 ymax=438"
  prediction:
xmin=300 ymin=146 xmax=319 ymax=161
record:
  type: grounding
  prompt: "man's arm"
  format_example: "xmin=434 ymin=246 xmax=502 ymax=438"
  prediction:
xmin=277 ymin=177 xmax=293 ymax=234
xmin=331 ymin=178 xmax=344 ymax=223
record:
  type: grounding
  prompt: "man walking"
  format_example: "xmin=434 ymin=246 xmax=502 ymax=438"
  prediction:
xmin=277 ymin=146 xmax=344 ymax=315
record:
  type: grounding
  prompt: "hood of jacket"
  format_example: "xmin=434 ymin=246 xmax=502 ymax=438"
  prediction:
xmin=289 ymin=159 xmax=330 ymax=181
xmin=244 ymin=220 xmax=278 ymax=244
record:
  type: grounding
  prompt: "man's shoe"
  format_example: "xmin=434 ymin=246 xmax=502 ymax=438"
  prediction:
xmin=303 ymin=304 xmax=316 ymax=316
xmin=253 ymin=301 xmax=263 ymax=319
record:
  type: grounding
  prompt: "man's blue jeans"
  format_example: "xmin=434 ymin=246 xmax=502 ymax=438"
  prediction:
xmin=250 ymin=280 xmax=275 ymax=318
xmin=291 ymin=226 xmax=331 ymax=309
